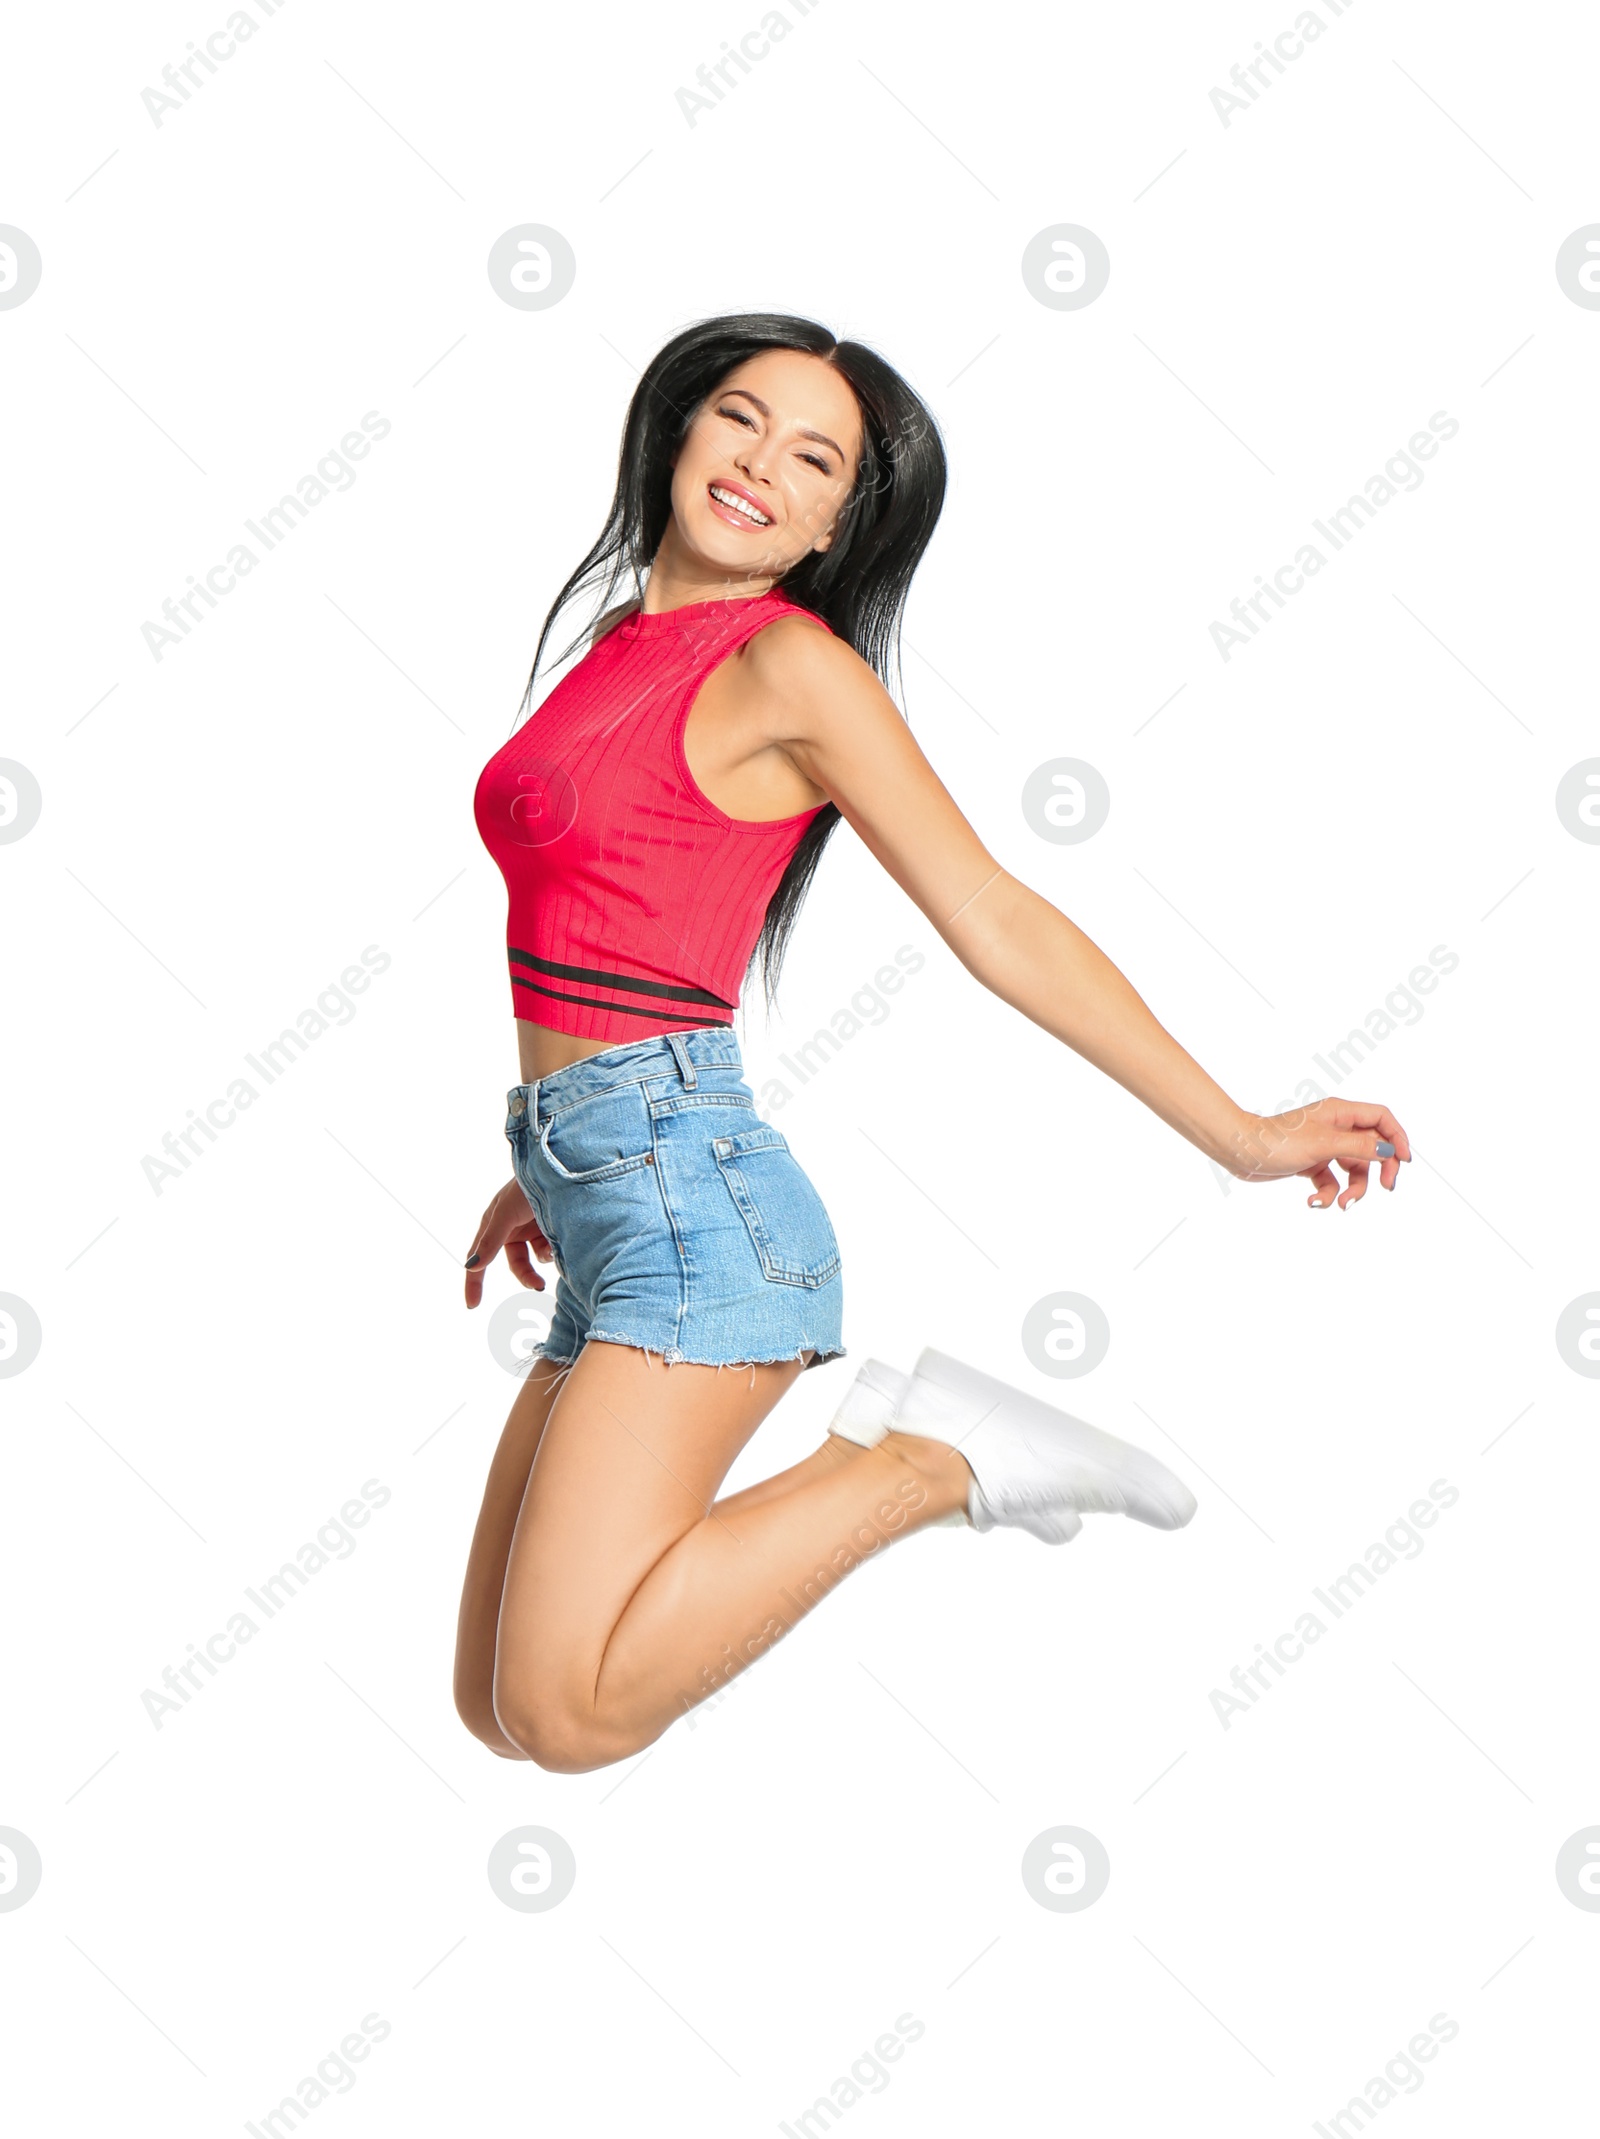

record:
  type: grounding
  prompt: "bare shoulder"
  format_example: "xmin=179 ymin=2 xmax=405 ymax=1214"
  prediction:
xmin=741 ymin=611 xmax=892 ymax=740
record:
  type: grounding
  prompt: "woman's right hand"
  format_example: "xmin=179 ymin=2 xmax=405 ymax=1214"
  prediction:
xmin=464 ymin=1178 xmax=554 ymax=1310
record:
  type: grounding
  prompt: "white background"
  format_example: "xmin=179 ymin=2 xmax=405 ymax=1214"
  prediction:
xmin=4 ymin=0 xmax=1597 ymax=2131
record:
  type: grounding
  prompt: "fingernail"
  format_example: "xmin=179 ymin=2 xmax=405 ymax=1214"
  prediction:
xmin=464 ymin=1253 xmax=481 ymax=1267
xmin=1376 ymin=1140 xmax=1395 ymax=1157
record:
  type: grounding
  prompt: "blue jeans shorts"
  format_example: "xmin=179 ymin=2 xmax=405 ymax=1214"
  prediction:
xmin=504 ymin=1026 xmax=846 ymax=1372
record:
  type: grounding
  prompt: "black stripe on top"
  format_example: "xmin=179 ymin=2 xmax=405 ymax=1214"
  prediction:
xmin=508 ymin=946 xmax=734 ymax=1010
xmin=511 ymin=973 xmax=732 ymax=1026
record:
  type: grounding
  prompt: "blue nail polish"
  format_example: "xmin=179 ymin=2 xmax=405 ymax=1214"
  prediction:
xmin=1376 ymin=1140 xmax=1395 ymax=1157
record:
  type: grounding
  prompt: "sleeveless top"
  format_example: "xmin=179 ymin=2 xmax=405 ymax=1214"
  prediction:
xmin=473 ymin=588 xmax=833 ymax=1043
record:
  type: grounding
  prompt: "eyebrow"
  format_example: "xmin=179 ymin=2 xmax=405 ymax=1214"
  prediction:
xmin=719 ymin=388 xmax=846 ymax=466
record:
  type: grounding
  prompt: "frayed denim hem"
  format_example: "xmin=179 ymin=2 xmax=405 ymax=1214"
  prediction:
xmin=582 ymin=1328 xmax=847 ymax=1375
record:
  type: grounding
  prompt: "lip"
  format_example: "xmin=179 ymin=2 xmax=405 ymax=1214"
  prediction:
xmin=706 ymin=479 xmax=775 ymax=532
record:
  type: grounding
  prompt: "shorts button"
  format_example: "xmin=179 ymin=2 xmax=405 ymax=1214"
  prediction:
xmin=510 ymin=1096 xmax=526 ymax=1115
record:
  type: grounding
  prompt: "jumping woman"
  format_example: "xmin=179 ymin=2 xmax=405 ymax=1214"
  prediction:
xmin=457 ymin=314 xmax=1410 ymax=1774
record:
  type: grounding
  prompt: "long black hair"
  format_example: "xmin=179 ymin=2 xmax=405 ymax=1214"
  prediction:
xmin=514 ymin=312 xmax=947 ymax=1009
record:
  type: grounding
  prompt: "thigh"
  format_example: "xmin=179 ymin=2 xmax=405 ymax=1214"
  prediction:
xmin=454 ymin=1354 xmax=571 ymax=1712
xmin=493 ymin=1339 xmax=809 ymax=1714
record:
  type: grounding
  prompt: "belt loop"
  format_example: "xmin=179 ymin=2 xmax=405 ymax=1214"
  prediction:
xmin=664 ymin=1031 xmax=697 ymax=1089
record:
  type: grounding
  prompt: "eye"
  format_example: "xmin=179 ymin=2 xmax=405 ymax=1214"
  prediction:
xmin=718 ymin=404 xmax=831 ymax=474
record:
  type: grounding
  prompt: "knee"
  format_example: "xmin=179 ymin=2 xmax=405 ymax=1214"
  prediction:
xmin=454 ymin=1680 xmax=531 ymax=1761
xmin=493 ymin=1688 xmax=628 ymax=1775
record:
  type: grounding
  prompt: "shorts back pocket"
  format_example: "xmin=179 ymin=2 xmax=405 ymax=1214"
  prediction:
xmin=712 ymin=1125 xmax=841 ymax=1288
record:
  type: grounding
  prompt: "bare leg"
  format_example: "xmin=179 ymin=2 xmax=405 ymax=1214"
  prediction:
xmin=711 ymin=1420 xmax=871 ymax=1518
xmin=456 ymin=1355 xmax=873 ymax=1755
xmin=453 ymin=1353 xmax=574 ymax=1758
xmin=491 ymin=1341 xmax=969 ymax=1772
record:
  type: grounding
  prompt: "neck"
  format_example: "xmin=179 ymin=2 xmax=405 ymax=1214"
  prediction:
xmin=639 ymin=532 xmax=779 ymax=615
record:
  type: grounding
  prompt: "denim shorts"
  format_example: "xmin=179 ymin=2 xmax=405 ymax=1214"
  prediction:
xmin=503 ymin=1026 xmax=846 ymax=1372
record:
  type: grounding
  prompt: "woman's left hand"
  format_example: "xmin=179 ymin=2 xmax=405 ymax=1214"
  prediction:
xmin=1226 ymin=1099 xmax=1412 ymax=1210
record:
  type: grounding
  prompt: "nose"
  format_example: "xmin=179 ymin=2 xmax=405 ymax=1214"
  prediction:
xmin=733 ymin=436 xmax=779 ymax=489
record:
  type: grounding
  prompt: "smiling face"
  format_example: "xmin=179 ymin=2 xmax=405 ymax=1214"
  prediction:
xmin=664 ymin=347 xmax=865 ymax=590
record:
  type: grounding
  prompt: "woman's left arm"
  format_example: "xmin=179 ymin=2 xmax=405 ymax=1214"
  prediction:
xmin=758 ymin=622 xmax=1410 ymax=1209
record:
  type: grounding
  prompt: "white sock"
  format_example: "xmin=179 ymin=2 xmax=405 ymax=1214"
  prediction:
xmin=827 ymin=1358 xmax=908 ymax=1446
xmin=826 ymin=1358 xmax=968 ymax=1527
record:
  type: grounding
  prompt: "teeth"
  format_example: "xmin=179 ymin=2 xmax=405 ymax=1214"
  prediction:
xmin=710 ymin=484 xmax=771 ymax=526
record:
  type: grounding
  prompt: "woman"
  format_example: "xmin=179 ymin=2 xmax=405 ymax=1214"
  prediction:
xmin=457 ymin=313 xmax=1409 ymax=1774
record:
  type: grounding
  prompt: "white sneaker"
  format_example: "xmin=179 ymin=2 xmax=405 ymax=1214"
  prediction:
xmin=895 ymin=1348 xmax=1197 ymax=1540
xmin=826 ymin=1358 xmax=972 ymax=1529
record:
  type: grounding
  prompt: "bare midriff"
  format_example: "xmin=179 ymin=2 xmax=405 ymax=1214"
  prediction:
xmin=516 ymin=1020 xmax=643 ymax=1083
